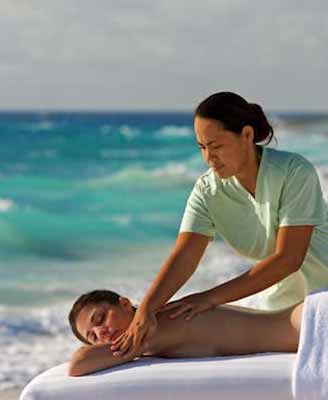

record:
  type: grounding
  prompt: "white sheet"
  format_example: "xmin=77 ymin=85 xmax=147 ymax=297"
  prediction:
xmin=20 ymin=353 xmax=295 ymax=400
xmin=292 ymin=289 xmax=328 ymax=399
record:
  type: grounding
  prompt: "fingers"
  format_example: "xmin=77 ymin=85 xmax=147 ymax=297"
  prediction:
xmin=169 ymin=304 xmax=193 ymax=319
xmin=184 ymin=309 xmax=197 ymax=321
xmin=110 ymin=326 xmax=147 ymax=357
xmin=123 ymin=331 xmax=146 ymax=359
xmin=158 ymin=302 xmax=180 ymax=312
xmin=110 ymin=332 xmax=126 ymax=351
xmin=109 ymin=310 xmax=158 ymax=358
xmin=159 ymin=301 xmax=190 ymax=316
xmin=115 ymin=330 xmax=146 ymax=359
xmin=116 ymin=335 xmax=133 ymax=357
xmin=111 ymin=334 xmax=133 ymax=356
xmin=110 ymin=332 xmax=129 ymax=353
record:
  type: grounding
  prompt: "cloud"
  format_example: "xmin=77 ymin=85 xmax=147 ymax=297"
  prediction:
xmin=0 ymin=0 xmax=327 ymax=110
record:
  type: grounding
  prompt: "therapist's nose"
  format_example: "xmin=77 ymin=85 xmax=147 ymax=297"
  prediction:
xmin=204 ymin=147 xmax=218 ymax=164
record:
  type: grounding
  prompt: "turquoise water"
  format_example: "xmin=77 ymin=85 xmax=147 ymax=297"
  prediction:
xmin=0 ymin=111 xmax=328 ymax=390
xmin=1 ymin=112 xmax=328 ymax=306
xmin=0 ymin=113 xmax=199 ymax=305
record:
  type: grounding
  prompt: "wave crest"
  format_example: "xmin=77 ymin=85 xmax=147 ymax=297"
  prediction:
xmin=85 ymin=161 xmax=201 ymax=189
xmin=0 ymin=198 xmax=14 ymax=213
xmin=156 ymin=125 xmax=193 ymax=137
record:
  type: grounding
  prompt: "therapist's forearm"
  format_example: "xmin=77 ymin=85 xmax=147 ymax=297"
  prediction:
xmin=140 ymin=233 xmax=210 ymax=312
xmin=141 ymin=251 xmax=199 ymax=312
xmin=206 ymin=253 xmax=301 ymax=306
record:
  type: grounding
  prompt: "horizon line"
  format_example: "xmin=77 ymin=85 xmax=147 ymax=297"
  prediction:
xmin=0 ymin=108 xmax=327 ymax=115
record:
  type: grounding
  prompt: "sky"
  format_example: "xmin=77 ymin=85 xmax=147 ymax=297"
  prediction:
xmin=1 ymin=0 xmax=327 ymax=111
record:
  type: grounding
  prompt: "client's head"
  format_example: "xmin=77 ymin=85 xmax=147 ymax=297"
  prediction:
xmin=68 ymin=289 xmax=136 ymax=345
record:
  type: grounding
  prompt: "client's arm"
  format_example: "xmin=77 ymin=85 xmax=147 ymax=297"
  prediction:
xmin=68 ymin=344 xmax=140 ymax=376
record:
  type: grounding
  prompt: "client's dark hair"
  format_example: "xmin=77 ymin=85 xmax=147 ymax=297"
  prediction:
xmin=69 ymin=289 xmax=127 ymax=345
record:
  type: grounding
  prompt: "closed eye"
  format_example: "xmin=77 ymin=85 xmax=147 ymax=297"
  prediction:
xmin=86 ymin=311 xmax=105 ymax=343
xmin=95 ymin=311 xmax=104 ymax=325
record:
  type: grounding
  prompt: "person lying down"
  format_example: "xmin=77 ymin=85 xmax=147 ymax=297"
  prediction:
xmin=68 ymin=289 xmax=303 ymax=377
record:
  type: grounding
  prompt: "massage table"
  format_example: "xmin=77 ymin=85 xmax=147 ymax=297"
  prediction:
xmin=20 ymin=353 xmax=296 ymax=400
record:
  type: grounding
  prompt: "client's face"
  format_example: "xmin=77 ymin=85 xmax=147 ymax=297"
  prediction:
xmin=76 ymin=297 xmax=134 ymax=345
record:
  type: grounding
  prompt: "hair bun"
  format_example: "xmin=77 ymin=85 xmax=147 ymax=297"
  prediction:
xmin=249 ymin=103 xmax=273 ymax=144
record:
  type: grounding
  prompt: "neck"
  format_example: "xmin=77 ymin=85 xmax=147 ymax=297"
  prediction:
xmin=235 ymin=145 xmax=262 ymax=197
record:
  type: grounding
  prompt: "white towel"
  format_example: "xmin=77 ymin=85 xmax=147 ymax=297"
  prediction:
xmin=292 ymin=289 xmax=328 ymax=399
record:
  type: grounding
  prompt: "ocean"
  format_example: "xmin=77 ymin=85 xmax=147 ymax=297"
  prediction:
xmin=1 ymin=111 xmax=328 ymax=391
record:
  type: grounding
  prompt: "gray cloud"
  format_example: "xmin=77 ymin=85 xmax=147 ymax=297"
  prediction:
xmin=1 ymin=0 xmax=327 ymax=110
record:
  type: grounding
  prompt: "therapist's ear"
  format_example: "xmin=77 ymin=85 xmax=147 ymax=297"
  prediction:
xmin=241 ymin=125 xmax=255 ymax=144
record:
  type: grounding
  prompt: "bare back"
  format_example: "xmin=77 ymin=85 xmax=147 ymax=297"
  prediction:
xmin=148 ymin=303 xmax=302 ymax=358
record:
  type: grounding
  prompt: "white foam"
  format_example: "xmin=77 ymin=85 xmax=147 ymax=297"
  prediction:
xmin=26 ymin=121 xmax=55 ymax=132
xmin=151 ymin=162 xmax=199 ymax=181
xmin=156 ymin=125 xmax=193 ymax=138
xmin=119 ymin=125 xmax=139 ymax=139
xmin=85 ymin=161 xmax=199 ymax=189
xmin=0 ymin=198 xmax=14 ymax=212
xmin=110 ymin=214 xmax=132 ymax=226
xmin=0 ymin=304 xmax=77 ymax=390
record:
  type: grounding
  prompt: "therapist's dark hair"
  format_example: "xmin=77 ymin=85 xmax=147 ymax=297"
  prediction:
xmin=194 ymin=92 xmax=275 ymax=145
xmin=68 ymin=289 xmax=136 ymax=345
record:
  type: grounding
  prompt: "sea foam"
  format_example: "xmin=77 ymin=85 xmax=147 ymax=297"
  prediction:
xmin=156 ymin=125 xmax=193 ymax=137
xmin=0 ymin=198 xmax=14 ymax=212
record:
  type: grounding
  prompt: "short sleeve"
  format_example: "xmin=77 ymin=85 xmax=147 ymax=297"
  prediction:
xmin=179 ymin=179 xmax=216 ymax=237
xmin=278 ymin=156 xmax=327 ymax=227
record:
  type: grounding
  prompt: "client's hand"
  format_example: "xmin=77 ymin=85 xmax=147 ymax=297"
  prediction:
xmin=159 ymin=291 xmax=215 ymax=320
xmin=110 ymin=305 xmax=158 ymax=357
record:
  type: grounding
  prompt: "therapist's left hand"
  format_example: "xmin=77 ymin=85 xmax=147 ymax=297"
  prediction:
xmin=158 ymin=291 xmax=215 ymax=320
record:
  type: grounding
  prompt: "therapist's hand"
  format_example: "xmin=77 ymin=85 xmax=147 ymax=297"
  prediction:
xmin=159 ymin=291 xmax=215 ymax=320
xmin=110 ymin=305 xmax=158 ymax=357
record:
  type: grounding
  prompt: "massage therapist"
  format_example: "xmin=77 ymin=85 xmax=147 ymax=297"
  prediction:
xmin=111 ymin=92 xmax=328 ymax=357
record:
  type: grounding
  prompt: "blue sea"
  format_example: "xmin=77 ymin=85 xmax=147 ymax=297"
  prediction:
xmin=1 ymin=111 xmax=328 ymax=390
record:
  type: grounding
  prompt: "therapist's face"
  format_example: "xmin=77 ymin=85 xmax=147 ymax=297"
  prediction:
xmin=76 ymin=297 xmax=134 ymax=345
xmin=194 ymin=116 xmax=254 ymax=179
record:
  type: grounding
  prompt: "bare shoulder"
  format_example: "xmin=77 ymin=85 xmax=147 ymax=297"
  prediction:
xmin=151 ymin=310 xmax=189 ymax=354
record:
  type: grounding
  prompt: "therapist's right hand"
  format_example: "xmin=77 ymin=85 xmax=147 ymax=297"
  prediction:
xmin=110 ymin=304 xmax=158 ymax=358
